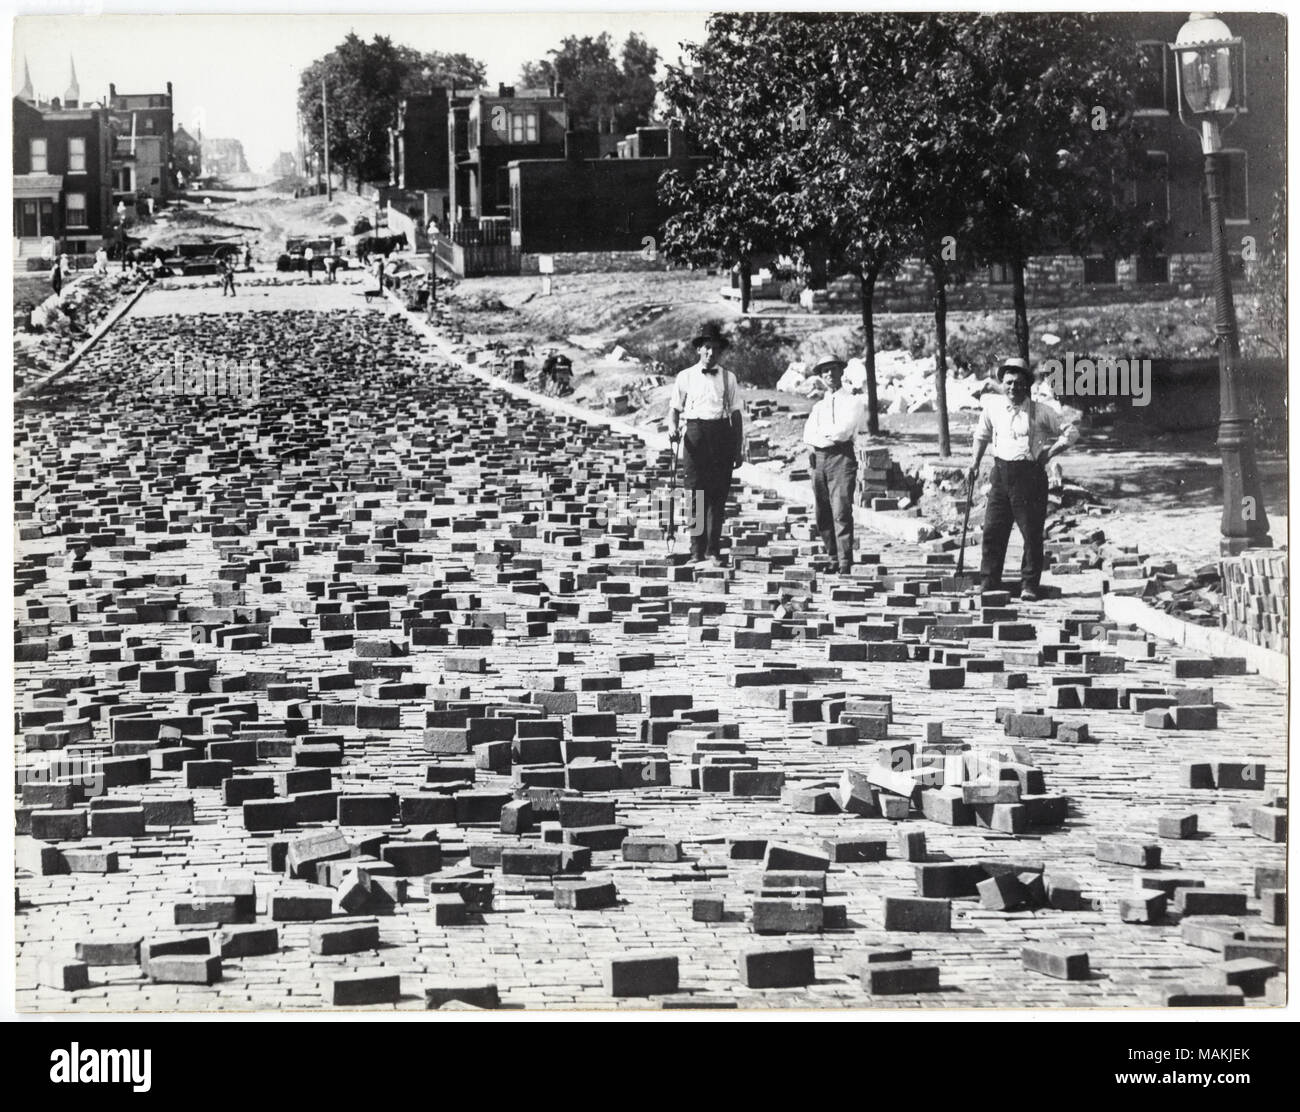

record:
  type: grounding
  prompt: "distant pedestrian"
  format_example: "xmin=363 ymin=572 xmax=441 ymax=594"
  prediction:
xmin=93 ymin=246 xmax=109 ymax=276
xmin=50 ymin=255 xmax=65 ymax=298
xmin=243 ymin=243 xmax=252 ymax=271
xmin=967 ymin=357 xmax=1079 ymax=601
xmin=802 ymin=358 xmax=868 ymax=576
xmin=667 ymin=322 xmax=744 ymax=566
xmin=220 ymin=255 xmax=237 ymax=297
xmin=326 ymin=251 xmax=340 ymax=283
xmin=303 ymin=246 xmax=315 ymax=280
xmin=376 ymin=258 xmax=386 ymax=290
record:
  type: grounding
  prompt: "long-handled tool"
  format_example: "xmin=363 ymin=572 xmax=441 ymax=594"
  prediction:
xmin=664 ymin=435 xmax=681 ymax=554
xmin=955 ymin=469 xmax=975 ymax=579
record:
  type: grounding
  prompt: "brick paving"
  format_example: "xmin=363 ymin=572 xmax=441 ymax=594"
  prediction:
xmin=13 ymin=281 xmax=1287 ymax=1012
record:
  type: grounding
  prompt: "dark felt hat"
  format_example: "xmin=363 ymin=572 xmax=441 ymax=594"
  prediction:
xmin=691 ymin=321 xmax=731 ymax=349
xmin=997 ymin=356 xmax=1034 ymax=384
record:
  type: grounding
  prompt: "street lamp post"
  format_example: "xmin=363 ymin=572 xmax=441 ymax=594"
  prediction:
xmin=1171 ymin=12 xmax=1271 ymax=555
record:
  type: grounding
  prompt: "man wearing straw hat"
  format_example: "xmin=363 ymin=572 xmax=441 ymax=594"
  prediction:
xmin=667 ymin=322 xmax=744 ymax=566
xmin=802 ymin=357 xmax=868 ymax=576
xmin=966 ymin=356 xmax=1078 ymax=601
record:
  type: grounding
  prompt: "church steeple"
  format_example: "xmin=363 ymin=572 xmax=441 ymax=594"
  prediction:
xmin=18 ymin=56 xmax=34 ymax=103
xmin=64 ymin=55 xmax=80 ymax=107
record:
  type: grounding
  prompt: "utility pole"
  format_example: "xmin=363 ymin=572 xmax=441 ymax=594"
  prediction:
xmin=321 ymin=77 xmax=332 ymax=201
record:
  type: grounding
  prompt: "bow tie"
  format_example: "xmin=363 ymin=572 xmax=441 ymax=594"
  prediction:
xmin=701 ymin=367 xmax=719 ymax=375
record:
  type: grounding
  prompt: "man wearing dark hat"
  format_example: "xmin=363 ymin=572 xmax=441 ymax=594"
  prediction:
xmin=967 ymin=357 xmax=1079 ymax=601
xmin=802 ymin=357 xmax=867 ymax=575
xmin=668 ymin=322 xmax=744 ymax=566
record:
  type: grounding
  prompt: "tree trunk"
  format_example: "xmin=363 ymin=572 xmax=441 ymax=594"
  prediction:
xmin=931 ymin=256 xmax=952 ymax=458
xmin=1011 ymin=256 xmax=1030 ymax=362
xmin=739 ymin=257 xmax=752 ymax=315
xmin=859 ymin=263 xmax=880 ymax=435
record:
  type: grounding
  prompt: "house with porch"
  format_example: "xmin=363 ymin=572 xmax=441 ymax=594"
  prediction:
xmin=12 ymin=62 xmax=114 ymax=261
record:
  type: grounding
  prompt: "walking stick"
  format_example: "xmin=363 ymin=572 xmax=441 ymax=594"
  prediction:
xmin=956 ymin=470 xmax=975 ymax=579
xmin=664 ymin=435 xmax=681 ymax=554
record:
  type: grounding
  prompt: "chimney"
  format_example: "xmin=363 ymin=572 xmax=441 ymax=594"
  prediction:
xmin=497 ymin=83 xmax=514 ymax=99
xmin=166 ymin=81 xmax=173 ymax=101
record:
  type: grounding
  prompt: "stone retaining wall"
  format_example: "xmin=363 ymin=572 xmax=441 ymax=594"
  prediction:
xmin=520 ymin=251 xmax=668 ymax=275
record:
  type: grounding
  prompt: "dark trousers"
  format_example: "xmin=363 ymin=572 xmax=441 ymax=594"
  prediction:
xmin=811 ymin=443 xmax=857 ymax=570
xmin=980 ymin=458 xmax=1048 ymax=589
xmin=682 ymin=418 xmax=735 ymax=560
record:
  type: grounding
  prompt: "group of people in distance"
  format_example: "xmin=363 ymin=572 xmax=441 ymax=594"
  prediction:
xmin=667 ymin=322 xmax=1077 ymax=599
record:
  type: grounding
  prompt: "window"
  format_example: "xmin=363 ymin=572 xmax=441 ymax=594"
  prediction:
xmin=509 ymin=111 xmax=539 ymax=143
xmin=68 ymin=137 xmax=86 ymax=173
xmin=144 ymin=118 xmax=154 ymax=131
xmin=1083 ymin=256 xmax=1117 ymax=284
xmin=1135 ymin=253 xmax=1169 ymax=283
xmin=1134 ymin=150 xmax=1169 ymax=223
xmin=30 ymin=138 xmax=47 ymax=173
xmin=66 ymin=192 xmax=87 ymax=227
xmin=987 ymin=261 xmax=1014 ymax=286
xmin=1202 ymin=150 xmax=1249 ymax=223
xmin=1134 ymin=41 xmax=1169 ymax=112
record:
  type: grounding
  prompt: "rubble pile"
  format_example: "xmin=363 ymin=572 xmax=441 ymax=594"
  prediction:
xmin=15 ymin=270 xmax=149 ymax=392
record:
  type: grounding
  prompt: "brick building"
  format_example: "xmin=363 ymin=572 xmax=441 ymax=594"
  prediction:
xmin=507 ymin=124 xmax=702 ymax=256
xmin=108 ymin=81 xmax=175 ymax=202
xmin=12 ymin=63 xmax=114 ymax=258
xmin=449 ymin=85 xmax=568 ymax=226
xmin=388 ymin=89 xmax=452 ymax=228
xmin=173 ymin=126 xmax=202 ymax=187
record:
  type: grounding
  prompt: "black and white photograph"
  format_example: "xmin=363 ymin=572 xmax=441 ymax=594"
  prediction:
xmin=3 ymin=2 xmax=1292 ymax=1049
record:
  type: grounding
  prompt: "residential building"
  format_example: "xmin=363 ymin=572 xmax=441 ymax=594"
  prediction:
xmin=107 ymin=81 xmax=175 ymax=202
xmin=388 ymin=88 xmax=452 ymax=227
xmin=202 ymin=137 xmax=249 ymax=177
xmin=12 ymin=61 xmax=114 ymax=258
xmin=173 ymin=126 xmax=201 ymax=186
xmin=449 ymin=85 xmax=567 ymax=227
xmin=507 ymin=123 xmax=702 ymax=256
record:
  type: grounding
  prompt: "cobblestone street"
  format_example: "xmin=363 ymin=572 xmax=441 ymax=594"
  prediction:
xmin=14 ymin=279 xmax=1287 ymax=1011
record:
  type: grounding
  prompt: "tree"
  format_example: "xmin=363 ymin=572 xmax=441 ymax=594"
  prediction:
xmin=299 ymin=35 xmax=486 ymax=187
xmin=519 ymin=32 xmax=658 ymax=133
xmin=396 ymin=50 xmax=486 ymax=96
xmin=658 ymin=14 xmax=805 ymax=313
xmin=773 ymin=12 xmax=917 ymax=432
xmin=957 ymin=14 xmax=1147 ymax=361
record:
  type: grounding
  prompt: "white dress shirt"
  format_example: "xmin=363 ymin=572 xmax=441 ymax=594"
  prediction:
xmin=803 ymin=388 xmax=868 ymax=449
xmin=975 ymin=395 xmax=1078 ymax=461
xmin=669 ymin=362 xmax=741 ymax=420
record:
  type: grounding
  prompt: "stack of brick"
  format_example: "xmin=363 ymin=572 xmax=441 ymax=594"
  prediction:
xmin=1220 ymin=549 xmax=1288 ymax=653
xmin=855 ymin=447 xmax=916 ymax=510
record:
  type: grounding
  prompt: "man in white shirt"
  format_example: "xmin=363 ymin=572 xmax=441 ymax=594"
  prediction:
xmin=803 ymin=358 xmax=868 ymax=574
xmin=668 ymin=322 xmax=744 ymax=566
xmin=967 ymin=357 xmax=1079 ymax=601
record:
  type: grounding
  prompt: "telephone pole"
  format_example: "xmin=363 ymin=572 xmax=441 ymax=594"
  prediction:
xmin=321 ymin=77 xmax=332 ymax=200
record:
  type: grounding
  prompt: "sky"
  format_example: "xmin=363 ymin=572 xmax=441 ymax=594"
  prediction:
xmin=11 ymin=8 xmax=713 ymax=171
